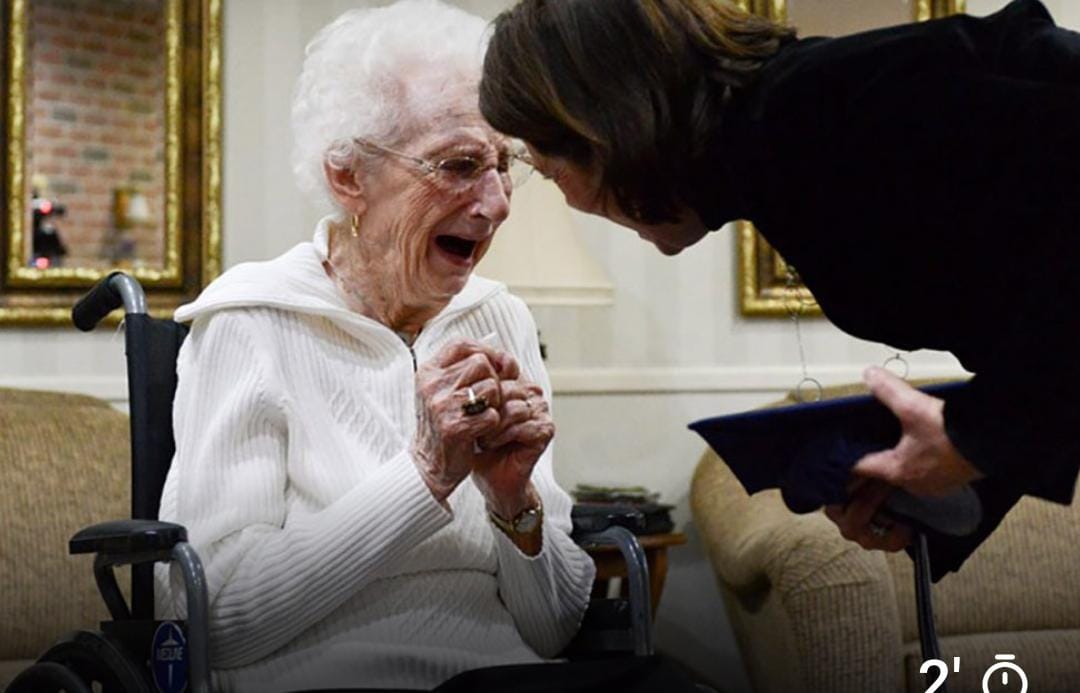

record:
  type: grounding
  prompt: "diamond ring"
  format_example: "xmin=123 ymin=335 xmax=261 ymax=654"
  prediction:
xmin=462 ymin=386 xmax=489 ymax=416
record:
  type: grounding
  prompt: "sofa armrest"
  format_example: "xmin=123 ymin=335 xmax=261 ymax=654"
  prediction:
xmin=691 ymin=451 xmax=906 ymax=693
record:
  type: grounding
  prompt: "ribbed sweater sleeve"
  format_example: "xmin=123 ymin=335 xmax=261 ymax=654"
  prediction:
xmin=160 ymin=310 xmax=452 ymax=668
xmin=475 ymin=296 xmax=597 ymax=657
xmin=491 ymin=470 xmax=597 ymax=657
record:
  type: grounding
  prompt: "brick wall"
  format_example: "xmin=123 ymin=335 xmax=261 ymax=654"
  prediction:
xmin=27 ymin=0 xmax=166 ymax=269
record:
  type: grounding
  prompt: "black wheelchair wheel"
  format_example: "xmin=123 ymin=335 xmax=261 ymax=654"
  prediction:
xmin=26 ymin=630 xmax=151 ymax=693
xmin=6 ymin=660 xmax=93 ymax=693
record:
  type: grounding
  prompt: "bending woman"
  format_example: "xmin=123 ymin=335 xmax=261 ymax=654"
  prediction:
xmin=479 ymin=0 xmax=1080 ymax=577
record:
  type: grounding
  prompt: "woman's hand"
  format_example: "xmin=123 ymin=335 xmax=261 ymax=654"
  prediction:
xmin=853 ymin=367 xmax=983 ymax=496
xmin=471 ymin=379 xmax=553 ymax=522
xmin=824 ymin=478 xmax=912 ymax=552
xmin=412 ymin=339 xmax=519 ymax=505
xmin=824 ymin=367 xmax=984 ymax=551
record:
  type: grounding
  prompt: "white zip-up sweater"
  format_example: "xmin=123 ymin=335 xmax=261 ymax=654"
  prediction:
xmin=155 ymin=218 xmax=596 ymax=692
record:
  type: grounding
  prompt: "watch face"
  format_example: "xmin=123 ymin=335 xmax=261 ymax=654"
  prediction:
xmin=513 ymin=509 xmax=540 ymax=534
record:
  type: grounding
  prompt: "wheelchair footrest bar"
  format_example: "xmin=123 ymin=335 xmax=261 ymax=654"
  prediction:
xmin=172 ymin=542 xmax=211 ymax=693
xmin=576 ymin=526 xmax=654 ymax=656
xmin=92 ymin=548 xmax=173 ymax=622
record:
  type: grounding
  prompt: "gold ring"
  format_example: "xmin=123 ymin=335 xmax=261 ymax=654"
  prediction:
xmin=462 ymin=386 xmax=489 ymax=416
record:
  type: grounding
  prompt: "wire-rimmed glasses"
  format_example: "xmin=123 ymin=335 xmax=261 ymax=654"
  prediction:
xmin=353 ymin=137 xmax=534 ymax=192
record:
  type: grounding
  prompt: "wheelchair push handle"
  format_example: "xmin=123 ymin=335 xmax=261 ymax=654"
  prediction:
xmin=72 ymin=272 xmax=148 ymax=331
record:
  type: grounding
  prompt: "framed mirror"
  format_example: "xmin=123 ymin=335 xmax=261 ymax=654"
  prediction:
xmin=736 ymin=0 xmax=965 ymax=316
xmin=1 ymin=0 xmax=221 ymax=325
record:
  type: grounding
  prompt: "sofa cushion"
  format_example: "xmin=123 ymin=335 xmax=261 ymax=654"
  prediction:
xmin=0 ymin=388 xmax=130 ymax=661
xmin=887 ymin=494 xmax=1080 ymax=643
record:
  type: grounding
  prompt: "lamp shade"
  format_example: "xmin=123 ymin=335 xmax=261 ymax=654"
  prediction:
xmin=476 ymin=177 xmax=613 ymax=306
xmin=114 ymin=187 xmax=154 ymax=228
xmin=126 ymin=191 xmax=153 ymax=225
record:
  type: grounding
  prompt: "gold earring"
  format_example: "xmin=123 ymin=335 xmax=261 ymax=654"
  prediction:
xmin=350 ymin=214 xmax=360 ymax=238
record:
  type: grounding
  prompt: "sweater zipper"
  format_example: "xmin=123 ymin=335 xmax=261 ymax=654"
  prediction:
xmin=364 ymin=297 xmax=498 ymax=374
xmin=393 ymin=333 xmax=418 ymax=372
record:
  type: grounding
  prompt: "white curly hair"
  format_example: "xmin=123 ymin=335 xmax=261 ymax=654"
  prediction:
xmin=291 ymin=0 xmax=489 ymax=216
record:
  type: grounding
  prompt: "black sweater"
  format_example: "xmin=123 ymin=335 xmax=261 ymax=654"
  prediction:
xmin=688 ymin=0 xmax=1080 ymax=576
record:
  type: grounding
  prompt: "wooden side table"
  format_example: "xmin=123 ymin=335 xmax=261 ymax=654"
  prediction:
xmin=583 ymin=532 xmax=687 ymax=615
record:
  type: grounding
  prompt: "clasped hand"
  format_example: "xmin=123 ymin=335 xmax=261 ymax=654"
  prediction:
xmin=824 ymin=367 xmax=983 ymax=551
xmin=412 ymin=338 xmax=552 ymax=520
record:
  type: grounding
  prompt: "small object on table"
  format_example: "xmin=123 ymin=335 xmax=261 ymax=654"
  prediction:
xmin=572 ymin=484 xmax=675 ymax=536
xmin=573 ymin=483 xmax=660 ymax=504
xmin=571 ymin=502 xmax=674 ymax=536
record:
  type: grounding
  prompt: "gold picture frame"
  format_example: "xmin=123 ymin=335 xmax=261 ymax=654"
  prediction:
xmin=736 ymin=0 xmax=965 ymax=316
xmin=0 ymin=0 xmax=222 ymax=325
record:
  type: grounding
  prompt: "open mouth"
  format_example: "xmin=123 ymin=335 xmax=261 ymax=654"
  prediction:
xmin=434 ymin=234 xmax=479 ymax=261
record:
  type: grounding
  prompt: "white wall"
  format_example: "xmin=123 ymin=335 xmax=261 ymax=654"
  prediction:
xmin=3 ymin=0 xmax=1075 ymax=689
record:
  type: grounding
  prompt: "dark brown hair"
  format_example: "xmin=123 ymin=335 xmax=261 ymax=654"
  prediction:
xmin=480 ymin=0 xmax=795 ymax=223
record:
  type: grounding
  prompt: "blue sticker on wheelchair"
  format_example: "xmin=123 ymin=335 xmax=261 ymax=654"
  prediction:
xmin=151 ymin=621 xmax=188 ymax=693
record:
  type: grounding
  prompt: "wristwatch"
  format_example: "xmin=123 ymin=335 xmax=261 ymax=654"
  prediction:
xmin=489 ymin=500 xmax=543 ymax=536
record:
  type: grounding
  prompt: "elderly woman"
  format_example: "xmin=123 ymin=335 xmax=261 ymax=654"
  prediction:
xmin=154 ymin=2 xmax=600 ymax=690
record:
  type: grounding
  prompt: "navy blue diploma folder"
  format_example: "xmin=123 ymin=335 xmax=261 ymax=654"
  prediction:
xmin=688 ymin=381 xmax=982 ymax=536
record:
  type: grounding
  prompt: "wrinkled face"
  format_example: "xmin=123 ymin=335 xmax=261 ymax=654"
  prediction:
xmin=525 ymin=145 xmax=708 ymax=256
xmin=335 ymin=82 xmax=513 ymax=314
xmin=360 ymin=115 xmax=512 ymax=302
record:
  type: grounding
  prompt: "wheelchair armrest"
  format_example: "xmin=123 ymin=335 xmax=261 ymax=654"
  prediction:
xmin=573 ymin=525 xmax=654 ymax=657
xmin=66 ymin=520 xmax=211 ymax=693
xmin=69 ymin=519 xmax=187 ymax=556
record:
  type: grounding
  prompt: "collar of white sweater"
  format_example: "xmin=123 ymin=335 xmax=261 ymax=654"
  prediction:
xmin=175 ymin=216 xmax=506 ymax=329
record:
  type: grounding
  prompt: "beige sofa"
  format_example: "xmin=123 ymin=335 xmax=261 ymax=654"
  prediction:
xmin=691 ymin=383 xmax=1080 ymax=693
xmin=0 ymin=387 xmax=130 ymax=688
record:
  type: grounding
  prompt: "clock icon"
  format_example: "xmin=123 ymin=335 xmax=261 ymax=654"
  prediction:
xmin=981 ymin=654 xmax=1027 ymax=693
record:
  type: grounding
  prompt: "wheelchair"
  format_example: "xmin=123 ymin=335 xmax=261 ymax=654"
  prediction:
xmin=5 ymin=272 xmax=660 ymax=693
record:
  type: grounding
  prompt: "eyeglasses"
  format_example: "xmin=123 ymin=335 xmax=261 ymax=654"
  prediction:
xmin=353 ymin=137 xmax=534 ymax=192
